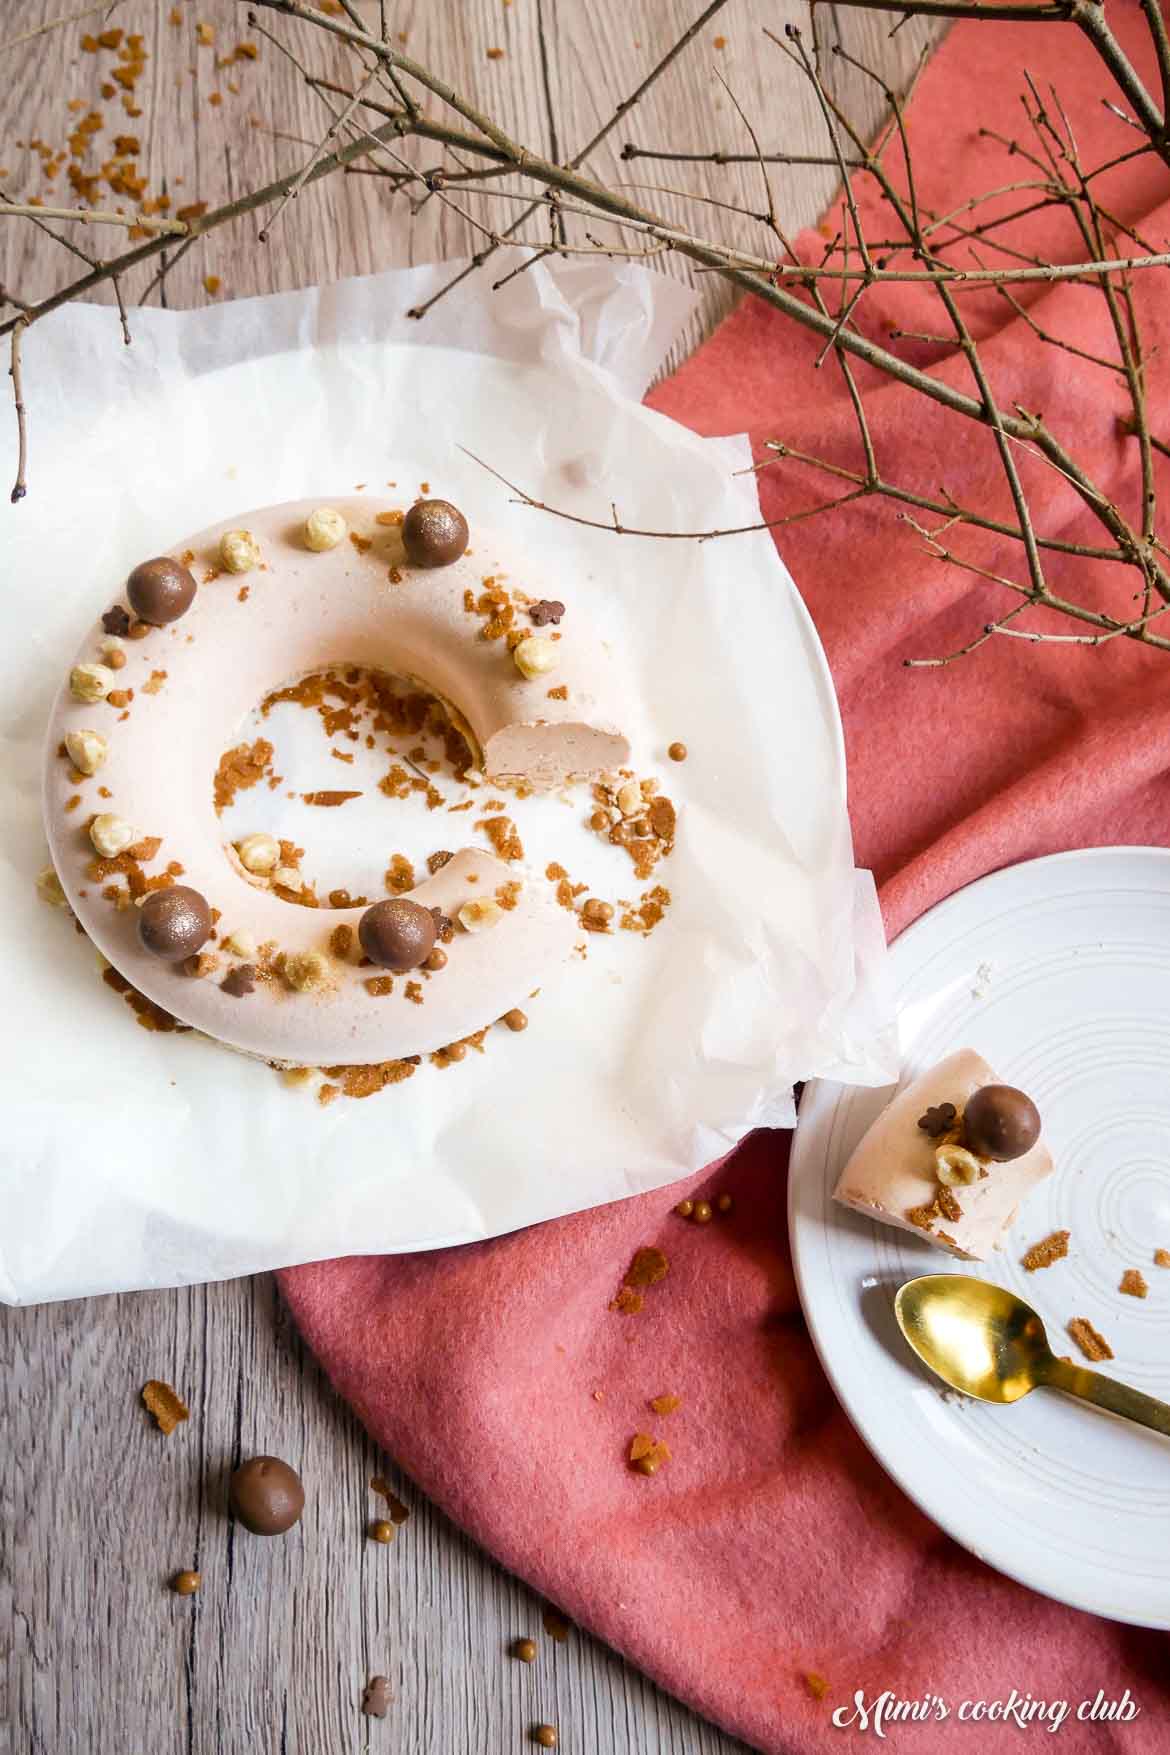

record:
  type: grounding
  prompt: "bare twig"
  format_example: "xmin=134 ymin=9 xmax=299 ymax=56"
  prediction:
xmin=0 ymin=204 xmax=187 ymax=235
xmin=0 ymin=3 xmax=110 ymax=54
xmin=8 ymin=321 xmax=28 ymax=505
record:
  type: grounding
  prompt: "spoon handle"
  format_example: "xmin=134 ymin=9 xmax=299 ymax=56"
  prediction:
xmin=1045 ymin=1356 xmax=1170 ymax=1437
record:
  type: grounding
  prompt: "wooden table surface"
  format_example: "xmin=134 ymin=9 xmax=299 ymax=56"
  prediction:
xmin=1 ymin=5 xmax=935 ymax=1751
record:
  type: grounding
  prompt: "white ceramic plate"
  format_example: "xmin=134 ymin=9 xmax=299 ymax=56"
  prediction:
xmin=791 ymin=847 xmax=1170 ymax=1629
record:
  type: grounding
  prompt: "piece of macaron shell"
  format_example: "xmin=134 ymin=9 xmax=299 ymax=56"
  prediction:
xmin=831 ymin=1048 xmax=1054 ymax=1260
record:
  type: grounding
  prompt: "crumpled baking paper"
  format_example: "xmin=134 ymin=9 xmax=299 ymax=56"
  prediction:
xmin=0 ymin=256 xmax=896 ymax=1305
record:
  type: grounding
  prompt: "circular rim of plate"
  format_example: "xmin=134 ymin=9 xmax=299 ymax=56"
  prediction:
xmin=789 ymin=844 xmax=1170 ymax=1630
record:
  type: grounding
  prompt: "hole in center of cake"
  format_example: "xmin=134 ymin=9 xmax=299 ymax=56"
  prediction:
xmin=213 ymin=665 xmax=477 ymax=907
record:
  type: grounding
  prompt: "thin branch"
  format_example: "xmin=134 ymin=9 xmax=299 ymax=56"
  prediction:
xmin=258 ymin=65 xmax=381 ymax=242
xmin=460 ymin=446 xmax=867 ymax=538
xmin=0 ymin=203 xmax=187 ymax=235
xmin=8 ymin=321 xmax=28 ymax=505
xmin=619 ymin=143 xmax=864 ymax=168
xmin=758 ymin=441 xmax=1125 ymax=561
xmin=0 ymin=2 xmax=110 ymax=54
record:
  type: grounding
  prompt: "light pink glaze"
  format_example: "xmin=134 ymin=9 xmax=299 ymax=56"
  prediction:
xmin=42 ymin=498 xmax=627 ymax=1065
xmin=832 ymin=1049 xmax=1054 ymax=1260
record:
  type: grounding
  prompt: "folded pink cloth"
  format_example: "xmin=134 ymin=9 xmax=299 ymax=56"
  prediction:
xmin=282 ymin=8 xmax=1170 ymax=1749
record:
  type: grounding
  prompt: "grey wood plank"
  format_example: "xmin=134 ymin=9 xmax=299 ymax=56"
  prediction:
xmin=1 ymin=3 xmax=939 ymax=1751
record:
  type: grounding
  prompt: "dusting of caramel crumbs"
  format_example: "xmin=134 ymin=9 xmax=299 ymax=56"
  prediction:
xmin=143 ymin=669 xmax=167 ymax=695
xmin=320 ymin=1058 xmax=420 ymax=1099
xmin=329 ymin=924 xmax=354 ymax=960
xmin=935 ymin=1186 xmax=963 ymax=1225
xmin=619 ymin=885 xmax=671 ymax=936
xmin=405 ymin=980 xmax=423 ymax=1005
xmin=803 ymin=1673 xmax=830 ymax=1702
xmin=478 ymin=815 xmax=523 ymax=861
xmin=214 ymin=737 xmax=276 ymax=813
xmin=103 ymin=964 xmax=189 ymax=1032
xmin=364 ymin=976 xmax=395 ymax=997
xmin=628 ymin=1434 xmax=670 ymax=1476
xmin=648 ymin=1394 xmax=681 ymax=1416
xmin=303 ymin=789 xmax=361 ymax=807
xmin=621 ymin=1246 xmax=668 ymax=1289
xmin=1120 ymin=1268 xmax=1148 ymax=1298
xmin=141 ymin=1379 xmax=189 ymax=1435
xmin=1067 ymin=1317 xmax=1113 ymax=1362
xmin=547 ymin=685 xmax=568 ymax=701
xmin=385 ymin=854 xmax=415 ymax=894
xmin=1022 ymin=1230 xmax=1069 ymax=1271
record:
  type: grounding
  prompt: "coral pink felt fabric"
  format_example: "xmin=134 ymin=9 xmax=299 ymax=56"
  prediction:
xmin=281 ymin=9 xmax=1170 ymax=1750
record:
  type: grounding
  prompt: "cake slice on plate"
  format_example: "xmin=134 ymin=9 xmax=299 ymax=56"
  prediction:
xmin=832 ymin=1048 xmax=1053 ymax=1260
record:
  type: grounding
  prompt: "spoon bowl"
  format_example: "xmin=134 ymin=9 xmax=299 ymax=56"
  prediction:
xmin=895 ymin=1274 xmax=1052 ymax=1403
xmin=895 ymin=1273 xmax=1170 ymax=1438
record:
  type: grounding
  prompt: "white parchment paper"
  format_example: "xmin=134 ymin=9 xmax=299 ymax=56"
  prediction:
xmin=0 ymin=258 xmax=895 ymax=1305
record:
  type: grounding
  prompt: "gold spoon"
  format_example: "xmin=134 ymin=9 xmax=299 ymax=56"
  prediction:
xmin=895 ymin=1274 xmax=1170 ymax=1436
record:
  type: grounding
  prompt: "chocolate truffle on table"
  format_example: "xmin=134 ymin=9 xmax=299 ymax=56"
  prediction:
xmin=401 ymin=498 xmax=469 ymax=568
xmin=358 ymin=897 xmax=437 ymax=973
xmin=228 ymin=1455 xmax=304 ymax=1536
xmin=962 ymin=1084 xmax=1041 ymax=1162
xmin=126 ymin=556 xmax=197 ymax=626
xmin=137 ymin=886 xmax=213 ymax=960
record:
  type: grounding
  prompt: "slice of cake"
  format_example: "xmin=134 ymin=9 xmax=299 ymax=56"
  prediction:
xmin=832 ymin=1048 xmax=1053 ymax=1260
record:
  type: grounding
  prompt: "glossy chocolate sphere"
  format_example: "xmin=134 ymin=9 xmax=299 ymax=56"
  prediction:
xmin=126 ymin=556 xmax=197 ymax=626
xmin=963 ymin=1084 xmax=1041 ymax=1162
xmin=401 ymin=499 xmax=468 ymax=568
xmin=358 ymin=897 xmax=437 ymax=972
xmin=137 ymin=886 xmax=213 ymax=960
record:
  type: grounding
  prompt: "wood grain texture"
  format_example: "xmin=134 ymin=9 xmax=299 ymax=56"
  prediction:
xmin=1 ymin=4 xmax=937 ymax=1751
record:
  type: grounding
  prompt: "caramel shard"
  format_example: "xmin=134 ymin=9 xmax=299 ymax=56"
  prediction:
xmin=370 ymin=1476 xmax=410 ymax=1523
xmin=142 ymin=1378 xmax=189 ymax=1435
xmin=623 ymin=1246 xmax=669 ymax=1287
xmin=542 ymin=1608 xmax=570 ymax=1643
xmin=648 ymin=1393 xmax=681 ymax=1416
xmin=1120 ymin=1268 xmax=1148 ymax=1298
xmin=1155 ymin=1249 xmax=1170 ymax=1268
xmin=935 ymin=1186 xmax=963 ymax=1225
xmin=609 ymin=1286 xmax=643 ymax=1316
xmin=1022 ymin=1229 xmax=1070 ymax=1272
xmin=628 ymin=1433 xmax=670 ymax=1475
xmin=303 ymin=789 xmax=361 ymax=807
xmin=1067 ymin=1317 xmax=1113 ymax=1362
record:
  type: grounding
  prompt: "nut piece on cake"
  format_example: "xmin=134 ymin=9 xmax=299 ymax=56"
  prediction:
xmin=832 ymin=1048 xmax=1052 ymax=1260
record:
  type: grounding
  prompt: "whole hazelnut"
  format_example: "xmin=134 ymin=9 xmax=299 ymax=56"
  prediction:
xmin=304 ymin=507 xmax=348 ymax=552
xmin=219 ymin=529 xmax=262 ymax=574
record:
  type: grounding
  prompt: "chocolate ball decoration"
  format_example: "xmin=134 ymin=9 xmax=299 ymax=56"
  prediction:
xmin=137 ymin=886 xmax=213 ymax=960
xmin=962 ymin=1085 xmax=1041 ymax=1162
xmin=228 ymin=1456 xmax=305 ymax=1536
xmin=358 ymin=897 xmax=437 ymax=973
xmin=401 ymin=499 xmax=469 ymax=568
xmin=126 ymin=556 xmax=197 ymax=625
